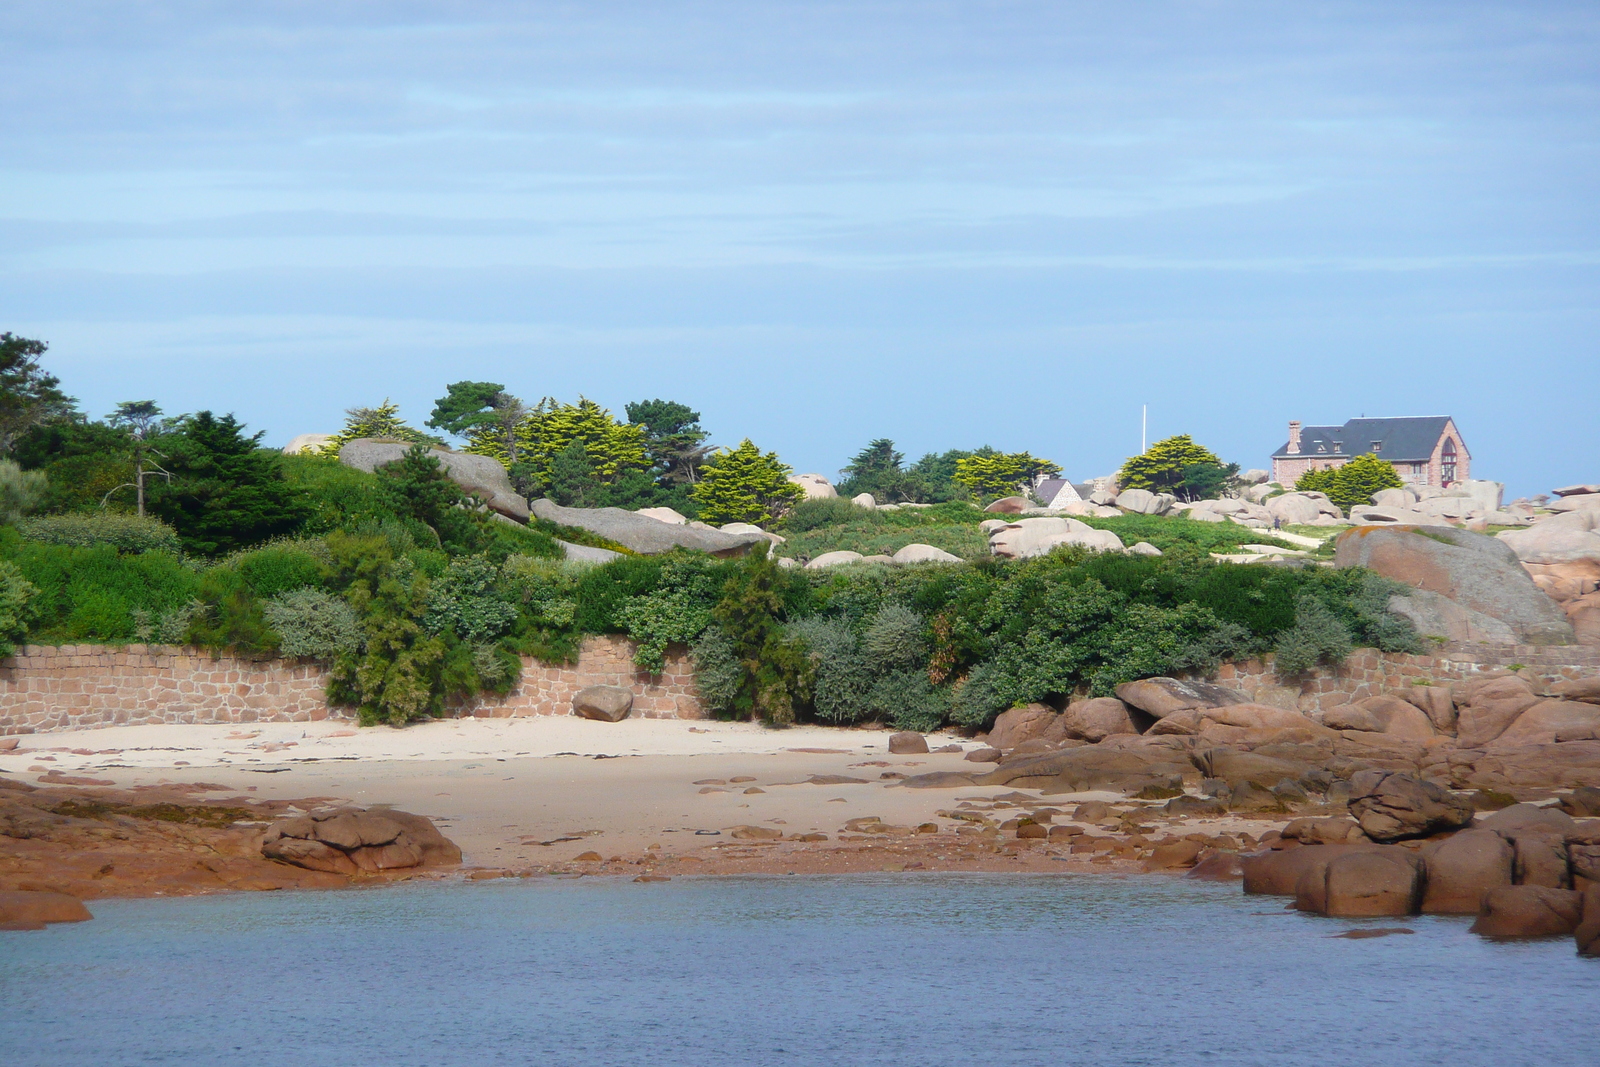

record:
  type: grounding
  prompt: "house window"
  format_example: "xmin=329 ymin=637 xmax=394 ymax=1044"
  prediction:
xmin=1441 ymin=440 xmax=1457 ymax=486
xmin=1371 ymin=441 xmax=1382 ymax=452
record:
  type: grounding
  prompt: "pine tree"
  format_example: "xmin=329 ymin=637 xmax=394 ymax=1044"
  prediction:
xmin=321 ymin=399 xmax=439 ymax=454
xmin=1117 ymin=435 xmax=1223 ymax=495
xmin=691 ymin=439 xmax=804 ymax=524
xmin=951 ymin=449 xmax=1059 ymax=500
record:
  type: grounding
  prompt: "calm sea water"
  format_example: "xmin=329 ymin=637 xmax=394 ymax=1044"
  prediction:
xmin=2 ymin=874 xmax=1596 ymax=1067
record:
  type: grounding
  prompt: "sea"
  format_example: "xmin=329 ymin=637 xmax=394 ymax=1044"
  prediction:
xmin=1 ymin=873 xmax=1596 ymax=1067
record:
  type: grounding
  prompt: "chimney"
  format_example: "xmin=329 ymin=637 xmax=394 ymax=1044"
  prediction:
xmin=1287 ymin=420 xmax=1302 ymax=455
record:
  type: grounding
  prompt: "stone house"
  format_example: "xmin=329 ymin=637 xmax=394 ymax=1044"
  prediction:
xmin=1270 ymin=416 xmax=1470 ymax=489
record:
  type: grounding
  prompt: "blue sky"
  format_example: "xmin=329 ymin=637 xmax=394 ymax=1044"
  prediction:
xmin=2 ymin=1 xmax=1596 ymax=497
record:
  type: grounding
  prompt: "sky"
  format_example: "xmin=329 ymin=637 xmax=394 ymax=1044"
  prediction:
xmin=2 ymin=1 xmax=1597 ymax=498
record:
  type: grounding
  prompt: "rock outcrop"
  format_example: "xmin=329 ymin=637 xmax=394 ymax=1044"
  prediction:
xmin=261 ymin=807 xmax=461 ymax=875
xmin=0 ymin=889 xmax=93 ymax=929
xmin=1470 ymin=885 xmax=1584 ymax=938
xmin=530 ymin=499 xmax=767 ymax=556
xmin=340 ymin=439 xmax=532 ymax=523
xmin=789 ymin=474 xmax=837 ymax=499
xmin=1334 ymin=525 xmax=1576 ymax=645
xmin=1347 ymin=770 xmax=1474 ymax=841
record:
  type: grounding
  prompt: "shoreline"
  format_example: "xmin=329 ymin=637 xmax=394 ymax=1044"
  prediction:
xmin=0 ymin=718 xmax=1299 ymax=899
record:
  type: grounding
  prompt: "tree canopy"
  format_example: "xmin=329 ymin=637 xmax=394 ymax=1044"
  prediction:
xmin=0 ymin=333 xmax=74 ymax=455
xmin=951 ymin=448 xmax=1060 ymax=500
xmin=426 ymin=381 xmax=506 ymax=439
xmin=1118 ymin=435 xmax=1230 ymax=499
xmin=1295 ymin=453 xmax=1403 ymax=512
xmin=692 ymin=439 xmax=804 ymax=524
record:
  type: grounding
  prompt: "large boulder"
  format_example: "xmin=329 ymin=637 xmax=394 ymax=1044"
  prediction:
xmin=282 ymin=432 xmax=334 ymax=455
xmin=0 ymin=889 xmax=92 ymax=927
xmin=1114 ymin=677 xmax=1252 ymax=720
xmin=983 ymin=496 xmax=1030 ymax=514
xmin=972 ymin=742 xmax=1193 ymax=794
xmin=805 ymin=550 xmax=866 ymax=569
xmin=1057 ymin=697 xmax=1140 ymax=742
xmin=1553 ymin=677 xmax=1600 ymax=705
xmin=1266 ymin=493 xmax=1322 ymax=526
xmin=1386 ymin=589 xmax=1517 ymax=645
xmin=341 ymin=439 xmax=531 ymax=522
xmin=987 ymin=516 xmax=1118 ymax=559
xmin=1242 ymin=844 xmax=1366 ymax=896
xmin=531 ymin=498 xmax=767 ymax=556
xmin=1455 ymin=676 xmax=1541 ymax=747
xmin=984 ymin=703 xmax=1060 ymax=750
xmin=1421 ymin=828 xmax=1514 ymax=913
xmin=1470 ymin=886 xmax=1583 ymax=938
xmin=573 ymin=685 xmax=633 ymax=722
xmin=1493 ymin=700 xmax=1600 ymax=747
xmin=891 ymin=543 xmax=962 ymax=564
xmin=1115 ymin=489 xmax=1174 ymax=516
xmin=851 ymin=493 xmax=878 ymax=509
xmin=1335 ymin=525 xmax=1576 ymax=645
xmin=1498 ymin=511 xmax=1600 ymax=603
xmin=262 ymin=807 xmax=460 ymax=874
xmin=1311 ymin=850 xmax=1424 ymax=917
xmin=1403 ymin=684 xmax=1457 ymax=732
xmin=1347 ymin=770 xmax=1474 ymax=841
xmin=789 ymin=474 xmax=837 ymax=499
xmin=887 ymin=731 xmax=930 ymax=754
xmin=636 ymin=507 xmax=688 ymax=525
xmin=1463 ymin=740 xmax=1600 ymax=792
xmin=1567 ymin=591 xmax=1600 ymax=645
xmin=1350 ymin=694 xmax=1436 ymax=739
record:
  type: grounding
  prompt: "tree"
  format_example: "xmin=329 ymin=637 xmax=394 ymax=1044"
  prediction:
xmin=952 ymin=448 xmax=1060 ymax=500
xmin=906 ymin=448 xmax=973 ymax=502
xmin=1118 ymin=435 xmax=1224 ymax=496
xmin=1176 ymin=460 xmax=1241 ymax=503
xmin=468 ymin=397 xmax=648 ymax=498
xmin=105 ymin=400 xmax=176 ymax=518
xmin=710 ymin=545 xmax=812 ymax=723
xmin=146 ymin=411 xmax=313 ymax=556
xmin=626 ymin=399 xmax=713 ymax=486
xmin=377 ymin=444 xmax=490 ymax=555
xmin=543 ymin=440 xmax=603 ymax=508
xmin=0 ymin=333 xmax=75 ymax=455
xmin=692 ymin=439 xmax=805 ymax=524
xmin=321 ymin=399 xmax=439 ymax=454
xmin=427 ymin=381 xmax=506 ymax=439
xmin=836 ymin=439 xmax=918 ymax=503
xmin=0 ymin=459 xmax=47 ymax=523
xmin=1296 ymin=453 xmax=1403 ymax=513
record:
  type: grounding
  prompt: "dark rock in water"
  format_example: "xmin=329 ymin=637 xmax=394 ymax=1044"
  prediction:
xmin=0 ymin=889 xmax=92 ymax=927
xmin=899 ymin=772 xmax=977 ymax=789
xmin=1333 ymin=927 xmax=1414 ymax=939
xmin=887 ymin=731 xmax=929 ymax=754
xmin=1113 ymin=677 xmax=1252 ymax=720
xmin=1499 ymin=825 xmax=1572 ymax=889
xmin=572 ymin=684 xmax=633 ymax=722
xmin=1243 ymin=845 xmax=1361 ymax=896
xmin=1470 ymin=885 xmax=1583 ymax=938
xmin=1317 ymin=851 xmax=1423 ymax=917
xmin=1576 ymin=885 xmax=1600 ymax=956
xmin=530 ymin=498 xmax=766 ymax=556
xmin=1186 ymin=851 xmax=1244 ymax=881
xmin=1348 ymin=770 xmax=1473 ymax=842
xmin=1421 ymin=829 xmax=1513 ymax=914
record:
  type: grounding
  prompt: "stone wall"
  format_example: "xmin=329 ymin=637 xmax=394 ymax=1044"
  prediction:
xmin=0 ymin=636 xmax=703 ymax=735
xmin=1208 ymin=643 xmax=1600 ymax=714
xmin=3 ymin=635 xmax=1593 ymax=736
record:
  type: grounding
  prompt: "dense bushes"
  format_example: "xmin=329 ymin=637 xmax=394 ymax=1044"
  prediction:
xmin=17 ymin=512 xmax=181 ymax=553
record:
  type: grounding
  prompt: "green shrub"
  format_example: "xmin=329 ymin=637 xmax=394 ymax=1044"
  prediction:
xmin=614 ymin=556 xmax=721 ymax=672
xmin=423 ymin=555 xmax=518 ymax=642
xmin=691 ymin=625 xmax=745 ymax=718
xmin=232 ymin=544 xmax=324 ymax=597
xmin=861 ymin=603 xmax=928 ymax=669
xmin=1272 ymin=595 xmax=1354 ymax=674
xmin=781 ymin=497 xmax=865 ymax=532
xmin=262 ymin=588 xmax=362 ymax=660
xmin=0 ymin=459 xmax=47 ymax=523
xmin=0 ymin=560 xmax=40 ymax=657
xmin=789 ymin=615 xmax=872 ymax=723
xmin=501 ymin=554 xmax=583 ymax=662
xmin=17 ymin=512 xmax=181 ymax=554
xmin=874 ymin=670 xmax=949 ymax=732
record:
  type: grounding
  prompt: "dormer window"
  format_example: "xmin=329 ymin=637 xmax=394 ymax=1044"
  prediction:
xmin=1332 ymin=442 xmax=1342 ymax=454
xmin=1316 ymin=444 xmax=1325 ymax=453
xmin=1371 ymin=441 xmax=1381 ymax=452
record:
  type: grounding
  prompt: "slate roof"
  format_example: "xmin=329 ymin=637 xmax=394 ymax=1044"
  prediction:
xmin=1272 ymin=416 xmax=1459 ymax=462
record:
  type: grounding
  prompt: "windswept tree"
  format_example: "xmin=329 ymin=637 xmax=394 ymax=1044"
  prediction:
xmin=1118 ymin=435 xmax=1234 ymax=500
xmin=0 ymin=333 xmax=75 ymax=455
xmin=322 ymin=399 xmax=439 ymax=454
xmin=626 ymin=399 xmax=713 ymax=486
xmin=692 ymin=439 xmax=804 ymax=525
xmin=105 ymin=400 xmax=177 ymax=517
xmin=952 ymin=448 xmax=1060 ymax=500
xmin=836 ymin=438 xmax=927 ymax=503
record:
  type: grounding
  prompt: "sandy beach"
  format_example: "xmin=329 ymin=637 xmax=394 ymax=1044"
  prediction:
xmin=0 ymin=718 xmax=1299 ymax=890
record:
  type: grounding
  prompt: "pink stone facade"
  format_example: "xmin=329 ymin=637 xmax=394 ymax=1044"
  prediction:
xmin=1270 ymin=417 xmax=1470 ymax=489
xmin=0 ymin=636 xmax=703 ymax=735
